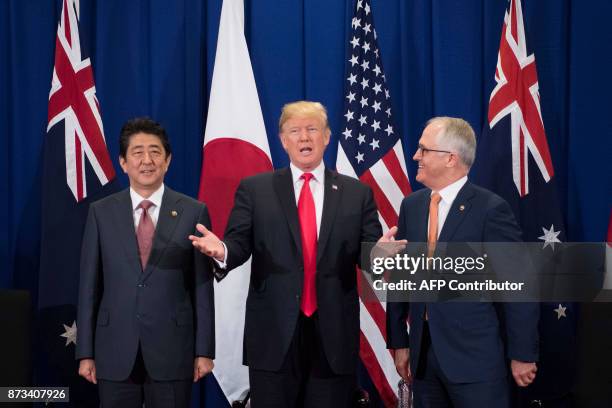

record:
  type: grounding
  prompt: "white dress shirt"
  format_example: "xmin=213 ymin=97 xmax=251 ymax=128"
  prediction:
xmin=430 ymin=176 xmax=468 ymax=238
xmin=289 ymin=161 xmax=325 ymax=237
xmin=129 ymin=184 xmax=164 ymax=229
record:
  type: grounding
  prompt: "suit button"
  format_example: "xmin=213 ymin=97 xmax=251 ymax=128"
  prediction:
xmin=136 ymin=314 xmax=141 ymax=319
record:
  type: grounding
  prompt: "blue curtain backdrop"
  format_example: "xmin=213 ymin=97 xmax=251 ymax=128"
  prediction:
xmin=1 ymin=0 xmax=611 ymax=404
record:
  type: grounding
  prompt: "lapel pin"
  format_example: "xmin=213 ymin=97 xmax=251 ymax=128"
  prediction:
xmin=171 ymin=210 xmax=178 ymax=217
xmin=459 ymin=205 xmax=465 ymax=211
xmin=332 ymin=184 xmax=338 ymax=190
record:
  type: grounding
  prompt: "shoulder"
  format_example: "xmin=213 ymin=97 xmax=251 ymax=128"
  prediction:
xmin=165 ymin=187 xmax=205 ymax=209
xmin=328 ymin=170 xmax=370 ymax=194
xmin=400 ymin=187 xmax=430 ymax=207
xmin=89 ymin=188 xmax=129 ymax=210
xmin=465 ymin=182 xmax=510 ymax=212
xmin=240 ymin=169 xmax=277 ymax=187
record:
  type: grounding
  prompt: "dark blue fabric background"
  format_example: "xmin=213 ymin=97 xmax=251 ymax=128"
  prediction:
xmin=0 ymin=0 xmax=610 ymax=404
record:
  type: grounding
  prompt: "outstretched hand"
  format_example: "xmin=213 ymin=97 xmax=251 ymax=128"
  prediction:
xmin=189 ymin=224 xmax=226 ymax=261
xmin=373 ymin=226 xmax=408 ymax=259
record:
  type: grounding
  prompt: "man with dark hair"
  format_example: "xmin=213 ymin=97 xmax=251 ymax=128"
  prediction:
xmin=76 ymin=117 xmax=215 ymax=407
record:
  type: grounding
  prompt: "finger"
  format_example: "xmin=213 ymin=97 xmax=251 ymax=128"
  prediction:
xmin=91 ymin=367 xmax=97 ymax=384
xmin=196 ymin=223 xmax=209 ymax=235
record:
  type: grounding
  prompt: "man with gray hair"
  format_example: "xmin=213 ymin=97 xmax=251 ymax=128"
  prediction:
xmin=386 ymin=117 xmax=539 ymax=407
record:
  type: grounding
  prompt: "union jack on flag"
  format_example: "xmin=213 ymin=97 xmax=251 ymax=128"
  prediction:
xmin=487 ymin=0 xmax=554 ymax=197
xmin=47 ymin=0 xmax=115 ymax=202
xmin=335 ymin=0 xmax=411 ymax=405
xmin=475 ymin=0 xmax=575 ymax=402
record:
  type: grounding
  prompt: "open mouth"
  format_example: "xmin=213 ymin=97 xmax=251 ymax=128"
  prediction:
xmin=299 ymin=147 xmax=313 ymax=154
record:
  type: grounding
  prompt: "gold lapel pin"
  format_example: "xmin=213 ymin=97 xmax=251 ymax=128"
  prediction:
xmin=171 ymin=210 xmax=178 ymax=217
xmin=459 ymin=205 xmax=465 ymax=211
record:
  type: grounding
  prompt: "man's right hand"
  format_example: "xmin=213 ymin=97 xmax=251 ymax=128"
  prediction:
xmin=393 ymin=348 xmax=412 ymax=383
xmin=78 ymin=359 xmax=97 ymax=384
xmin=189 ymin=224 xmax=225 ymax=261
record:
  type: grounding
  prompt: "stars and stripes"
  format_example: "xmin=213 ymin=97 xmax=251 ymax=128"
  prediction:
xmin=336 ymin=0 xmax=411 ymax=405
xmin=47 ymin=0 xmax=115 ymax=202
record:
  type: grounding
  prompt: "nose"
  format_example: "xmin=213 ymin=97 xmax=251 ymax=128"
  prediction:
xmin=142 ymin=151 xmax=154 ymax=163
xmin=413 ymin=148 xmax=422 ymax=161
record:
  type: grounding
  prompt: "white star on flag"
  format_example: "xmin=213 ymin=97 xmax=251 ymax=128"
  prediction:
xmin=553 ymin=304 xmax=567 ymax=319
xmin=343 ymin=128 xmax=353 ymax=139
xmin=60 ymin=321 xmax=77 ymax=346
xmin=539 ymin=224 xmax=562 ymax=250
xmin=349 ymin=54 xmax=359 ymax=66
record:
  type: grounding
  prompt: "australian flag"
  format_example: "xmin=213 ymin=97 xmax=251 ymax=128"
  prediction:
xmin=472 ymin=0 xmax=576 ymax=405
xmin=37 ymin=0 xmax=119 ymax=405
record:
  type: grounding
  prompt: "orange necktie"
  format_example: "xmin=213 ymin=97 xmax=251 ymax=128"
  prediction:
xmin=427 ymin=192 xmax=442 ymax=258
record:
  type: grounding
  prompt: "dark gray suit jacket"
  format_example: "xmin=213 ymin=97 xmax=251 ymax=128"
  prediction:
xmin=76 ymin=187 xmax=215 ymax=381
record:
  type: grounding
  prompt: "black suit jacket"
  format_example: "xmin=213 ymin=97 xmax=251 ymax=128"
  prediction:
xmin=221 ymin=167 xmax=382 ymax=374
xmin=76 ymin=187 xmax=215 ymax=381
xmin=387 ymin=181 xmax=539 ymax=383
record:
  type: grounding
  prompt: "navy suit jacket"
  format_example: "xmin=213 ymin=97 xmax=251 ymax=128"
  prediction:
xmin=221 ymin=167 xmax=382 ymax=374
xmin=76 ymin=187 xmax=215 ymax=381
xmin=386 ymin=181 xmax=539 ymax=383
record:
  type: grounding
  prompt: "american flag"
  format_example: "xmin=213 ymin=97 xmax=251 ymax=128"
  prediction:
xmin=335 ymin=0 xmax=411 ymax=405
xmin=474 ymin=0 xmax=575 ymax=402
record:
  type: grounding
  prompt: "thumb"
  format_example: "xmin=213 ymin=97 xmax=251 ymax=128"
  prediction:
xmin=384 ymin=226 xmax=398 ymax=240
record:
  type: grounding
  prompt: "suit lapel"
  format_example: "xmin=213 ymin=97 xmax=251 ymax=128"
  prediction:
xmin=143 ymin=187 xmax=183 ymax=281
xmin=317 ymin=169 xmax=341 ymax=263
xmin=113 ymin=189 xmax=142 ymax=274
xmin=438 ymin=182 xmax=475 ymax=242
xmin=274 ymin=168 xmax=302 ymax=255
xmin=415 ymin=190 xmax=431 ymax=242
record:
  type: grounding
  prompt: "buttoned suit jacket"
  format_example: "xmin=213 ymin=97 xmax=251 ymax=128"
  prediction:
xmin=76 ymin=187 xmax=215 ymax=381
xmin=386 ymin=181 xmax=539 ymax=383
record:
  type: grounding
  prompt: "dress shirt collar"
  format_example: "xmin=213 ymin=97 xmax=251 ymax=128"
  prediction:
xmin=129 ymin=184 xmax=165 ymax=211
xmin=433 ymin=176 xmax=468 ymax=205
xmin=289 ymin=161 xmax=326 ymax=185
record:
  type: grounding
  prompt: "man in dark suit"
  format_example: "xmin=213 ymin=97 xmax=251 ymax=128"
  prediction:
xmin=386 ymin=117 xmax=539 ymax=407
xmin=76 ymin=118 xmax=215 ymax=407
xmin=190 ymin=101 xmax=385 ymax=407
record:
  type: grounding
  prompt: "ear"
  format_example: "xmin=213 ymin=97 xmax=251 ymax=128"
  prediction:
xmin=164 ymin=154 xmax=172 ymax=171
xmin=119 ymin=156 xmax=128 ymax=173
xmin=323 ymin=128 xmax=331 ymax=146
xmin=446 ymin=152 xmax=459 ymax=168
xmin=279 ymin=132 xmax=289 ymax=152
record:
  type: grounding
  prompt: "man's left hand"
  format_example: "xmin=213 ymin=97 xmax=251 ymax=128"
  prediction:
xmin=511 ymin=360 xmax=537 ymax=387
xmin=193 ymin=357 xmax=214 ymax=382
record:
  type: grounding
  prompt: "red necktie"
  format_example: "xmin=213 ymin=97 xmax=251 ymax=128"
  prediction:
xmin=137 ymin=200 xmax=155 ymax=269
xmin=298 ymin=173 xmax=317 ymax=316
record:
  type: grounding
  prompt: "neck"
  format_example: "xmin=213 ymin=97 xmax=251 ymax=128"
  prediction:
xmin=132 ymin=184 xmax=161 ymax=198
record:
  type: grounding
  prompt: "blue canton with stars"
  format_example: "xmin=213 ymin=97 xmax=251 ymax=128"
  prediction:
xmin=340 ymin=0 xmax=399 ymax=177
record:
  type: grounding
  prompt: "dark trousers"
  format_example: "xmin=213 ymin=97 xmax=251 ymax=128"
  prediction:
xmin=249 ymin=312 xmax=356 ymax=408
xmin=97 ymin=347 xmax=192 ymax=408
xmin=412 ymin=322 xmax=510 ymax=408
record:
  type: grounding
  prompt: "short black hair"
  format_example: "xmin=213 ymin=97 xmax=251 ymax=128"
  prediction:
xmin=119 ymin=117 xmax=171 ymax=158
